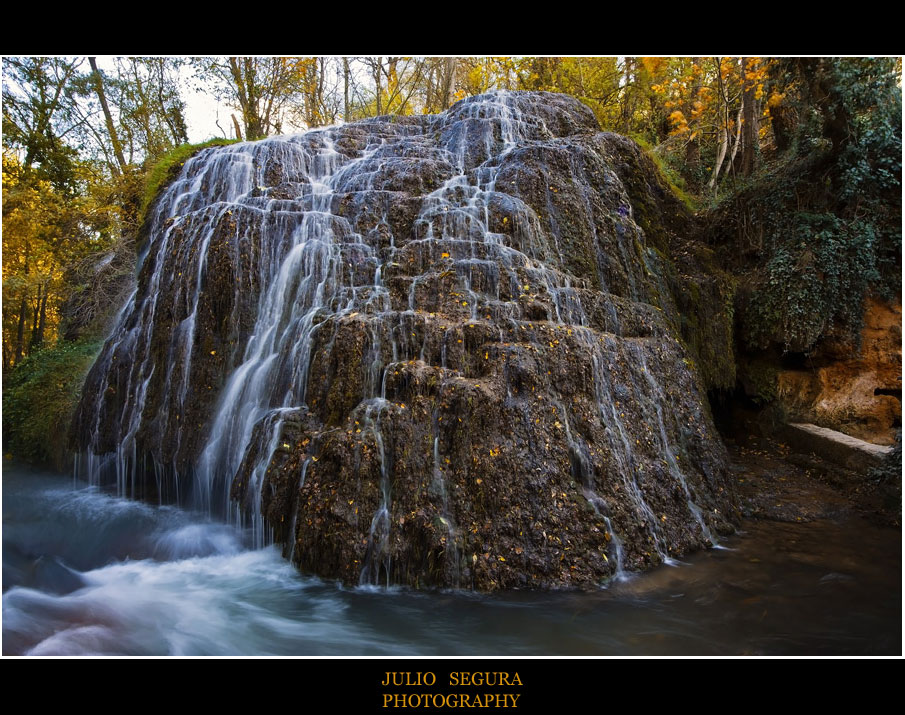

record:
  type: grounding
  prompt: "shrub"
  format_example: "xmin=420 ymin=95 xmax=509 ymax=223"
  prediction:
xmin=2 ymin=339 xmax=102 ymax=469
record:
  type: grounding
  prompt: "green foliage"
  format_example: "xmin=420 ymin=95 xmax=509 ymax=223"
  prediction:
xmin=2 ymin=339 xmax=102 ymax=467
xmin=2 ymin=57 xmax=83 ymax=194
xmin=630 ymin=134 xmax=698 ymax=212
xmin=721 ymin=58 xmax=901 ymax=352
xmin=742 ymin=211 xmax=881 ymax=350
xmin=141 ymin=137 xmax=239 ymax=216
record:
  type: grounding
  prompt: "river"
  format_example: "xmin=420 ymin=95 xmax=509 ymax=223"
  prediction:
xmin=2 ymin=463 xmax=900 ymax=656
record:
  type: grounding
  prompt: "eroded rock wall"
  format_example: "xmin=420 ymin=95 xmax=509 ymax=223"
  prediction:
xmin=72 ymin=92 xmax=738 ymax=589
xmin=774 ymin=298 xmax=901 ymax=445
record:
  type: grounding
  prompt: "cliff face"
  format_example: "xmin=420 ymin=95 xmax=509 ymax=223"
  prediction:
xmin=72 ymin=91 xmax=737 ymax=589
xmin=774 ymin=298 xmax=901 ymax=445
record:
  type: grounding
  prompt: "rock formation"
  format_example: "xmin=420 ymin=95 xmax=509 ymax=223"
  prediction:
xmin=775 ymin=299 xmax=901 ymax=445
xmin=72 ymin=91 xmax=737 ymax=589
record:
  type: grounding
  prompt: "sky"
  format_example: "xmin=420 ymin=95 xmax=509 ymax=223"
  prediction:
xmin=181 ymin=79 xmax=230 ymax=142
xmin=94 ymin=56 xmax=228 ymax=143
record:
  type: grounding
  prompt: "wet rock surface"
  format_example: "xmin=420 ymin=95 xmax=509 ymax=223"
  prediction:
xmin=72 ymin=91 xmax=738 ymax=589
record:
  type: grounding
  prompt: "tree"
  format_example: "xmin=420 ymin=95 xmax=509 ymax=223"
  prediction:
xmin=105 ymin=57 xmax=189 ymax=162
xmin=359 ymin=57 xmax=428 ymax=117
xmin=193 ymin=57 xmax=312 ymax=139
xmin=2 ymin=56 xmax=82 ymax=193
xmin=2 ymin=154 xmax=121 ymax=369
xmin=296 ymin=57 xmax=342 ymax=128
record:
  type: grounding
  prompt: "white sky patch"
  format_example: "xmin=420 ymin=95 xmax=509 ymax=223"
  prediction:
xmin=93 ymin=56 xmax=232 ymax=143
xmin=180 ymin=77 xmax=232 ymax=142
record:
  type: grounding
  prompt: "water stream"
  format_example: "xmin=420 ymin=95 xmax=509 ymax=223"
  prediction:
xmin=4 ymin=464 xmax=899 ymax=656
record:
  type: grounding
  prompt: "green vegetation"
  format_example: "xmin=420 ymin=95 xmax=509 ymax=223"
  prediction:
xmin=630 ymin=134 xmax=698 ymax=212
xmin=715 ymin=58 xmax=901 ymax=352
xmin=2 ymin=339 xmax=102 ymax=467
xmin=141 ymin=138 xmax=239 ymax=216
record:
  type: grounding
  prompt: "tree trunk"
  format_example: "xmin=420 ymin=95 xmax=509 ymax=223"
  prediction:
xmin=442 ymin=57 xmax=456 ymax=109
xmin=14 ymin=294 xmax=28 ymax=365
xmin=30 ymin=284 xmax=48 ymax=351
xmin=683 ymin=58 xmax=702 ymax=191
xmin=14 ymin=246 xmax=30 ymax=365
xmin=709 ymin=58 xmax=732 ymax=194
xmin=34 ymin=287 xmax=49 ymax=350
xmin=343 ymin=58 xmax=350 ymax=121
xmin=88 ymin=57 xmax=127 ymax=176
xmin=725 ymin=101 xmax=744 ymax=183
xmin=155 ymin=59 xmax=187 ymax=146
xmin=619 ymin=58 xmax=635 ymax=134
xmin=741 ymin=57 xmax=758 ymax=176
xmin=771 ymin=101 xmax=795 ymax=151
xmin=29 ymin=284 xmax=41 ymax=350
xmin=710 ymin=116 xmax=729 ymax=193
xmin=373 ymin=58 xmax=383 ymax=116
xmin=229 ymin=57 xmax=265 ymax=140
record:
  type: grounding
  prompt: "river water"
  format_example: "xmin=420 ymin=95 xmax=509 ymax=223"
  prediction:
xmin=2 ymin=464 xmax=900 ymax=656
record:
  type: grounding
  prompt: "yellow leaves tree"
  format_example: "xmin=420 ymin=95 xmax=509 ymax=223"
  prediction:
xmin=3 ymin=155 xmax=65 ymax=366
xmin=2 ymin=154 xmax=119 ymax=369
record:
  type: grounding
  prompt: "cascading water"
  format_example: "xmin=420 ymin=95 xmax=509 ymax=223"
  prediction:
xmin=73 ymin=91 xmax=737 ymax=590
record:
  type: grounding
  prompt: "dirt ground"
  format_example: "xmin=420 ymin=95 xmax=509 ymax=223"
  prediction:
xmin=725 ymin=432 xmax=901 ymax=528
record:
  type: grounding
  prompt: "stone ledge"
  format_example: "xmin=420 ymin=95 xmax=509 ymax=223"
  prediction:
xmin=781 ymin=422 xmax=892 ymax=471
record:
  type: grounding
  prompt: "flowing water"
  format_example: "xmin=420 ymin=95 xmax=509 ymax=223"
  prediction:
xmin=72 ymin=93 xmax=732 ymax=586
xmin=3 ymin=464 xmax=899 ymax=656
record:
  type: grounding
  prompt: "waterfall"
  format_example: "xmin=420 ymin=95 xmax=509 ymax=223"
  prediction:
xmin=74 ymin=91 xmax=734 ymax=589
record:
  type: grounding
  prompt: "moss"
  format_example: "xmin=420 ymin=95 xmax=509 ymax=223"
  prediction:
xmin=738 ymin=357 xmax=780 ymax=405
xmin=141 ymin=138 xmax=240 ymax=218
xmin=2 ymin=339 xmax=103 ymax=469
xmin=629 ymin=134 xmax=698 ymax=212
xmin=674 ymin=272 xmax=737 ymax=393
xmin=600 ymin=133 xmax=694 ymax=257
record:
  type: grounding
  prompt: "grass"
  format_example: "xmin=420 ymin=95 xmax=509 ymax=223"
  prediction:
xmin=140 ymin=138 xmax=239 ymax=217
